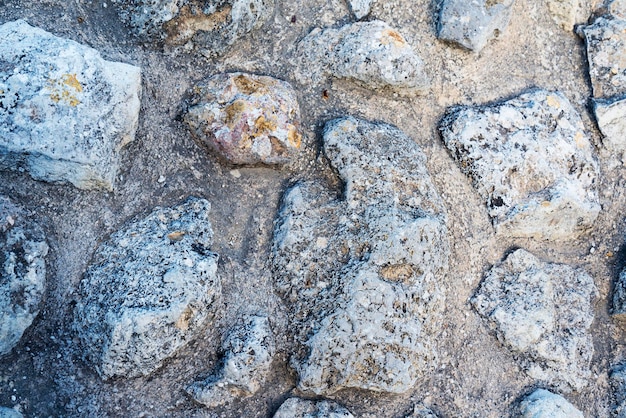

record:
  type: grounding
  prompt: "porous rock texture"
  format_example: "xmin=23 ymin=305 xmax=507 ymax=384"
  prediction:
xmin=73 ymin=197 xmax=220 ymax=380
xmin=298 ymin=20 xmax=430 ymax=95
xmin=611 ymin=364 xmax=626 ymax=417
xmin=347 ymin=0 xmax=373 ymax=19
xmin=273 ymin=117 xmax=449 ymax=395
xmin=0 ymin=197 xmax=48 ymax=357
xmin=115 ymin=0 xmax=274 ymax=57
xmin=517 ymin=389 xmax=583 ymax=418
xmin=437 ymin=0 xmax=515 ymax=52
xmin=187 ymin=314 xmax=275 ymax=407
xmin=184 ymin=72 xmax=302 ymax=166
xmin=0 ymin=20 xmax=141 ymax=191
xmin=272 ymin=398 xmax=354 ymax=418
xmin=472 ymin=249 xmax=597 ymax=392
xmin=580 ymin=8 xmax=626 ymax=157
xmin=440 ymin=89 xmax=600 ymax=241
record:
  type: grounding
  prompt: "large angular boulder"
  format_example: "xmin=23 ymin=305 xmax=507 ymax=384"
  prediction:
xmin=115 ymin=0 xmax=274 ymax=57
xmin=184 ymin=73 xmax=302 ymax=166
xmin=440 ymin=89 xmax=600 ymax=241
xmin=0 ymin=20 xmax=141 ymax=191
xmin=73 ymin=197 xmax=221 ymax=380
xmin=298 ymin=21 xmax=430 ymax=95
xmin=472 ymin=249 xmax=597 ymax=392
xmin=273 ymin=117 xmax=449 ymax=395
xmin=0 ymin=197 xmax=48 ymax=357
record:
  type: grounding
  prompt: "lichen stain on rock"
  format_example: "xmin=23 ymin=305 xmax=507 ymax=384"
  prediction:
xmin=47 ymin=73 xmax=83 ymax=107
xmin=164 ymin=5 xmax=232 ymax=46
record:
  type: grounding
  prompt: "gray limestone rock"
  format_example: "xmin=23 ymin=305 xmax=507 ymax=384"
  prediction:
xmin=517 ymin=389 xmax=583 ymax=417
xmin=437 ymin=0 xmax=515 ymax=52
xmin=0 ymin=407 xmax=23 ymax=418
xmin=273 ymin=398 xmax=354 ymax=418
xmin=298 ymin=21 xmax=430 ymax=95
xmin=184 ymin=72 xmax=302 ymax=166
xmin=0 ymin=197 xmax=48 ymax=357
xmin=594 ymin=97 xmax=626 ymax=156
xmin=187 ymin=315 xmax=275 ymax=407
xmin=406 ymin=404 xmax=438 ymax=417
xmin=273 ymin=117 xmax=449 ymax=395
xmin=440 ymin=89 xmax=600 ymax=241
xmin=0 ymin=20 xmax=141 ymax=191
xmin=73 ymin=197 xmax=221 ymax=380
xmin=472 ymin=249 xmax=597 ymax=392
xmin=611 ymin=364 xmax=626 ymax=417
xmin=347 ymin=0 xmax=373 ymax=19
xmin=115 ymin=0 xmax=274 ymax=58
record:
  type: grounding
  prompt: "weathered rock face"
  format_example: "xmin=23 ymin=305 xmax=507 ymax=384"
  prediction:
xmin=517 ymin=389 xmax=583 ymax=418
xmin=611 ymin=364 xmax=626 ymax=417
xmin=472 ymin=249 xmax=597 ymax=392
xmin=406 ymin=404 xmax=439 ymax=417
xmin=115 ymin=0 xmax=274 ymax=57
xmin=184 ymin=72 xmax=302 ymax=166
xmin=0 ymin=20 xmax=141 ymax=191
xmin=612 ymin=268 xmax=626 ymax=320
xmin=440 ymin=89 xmax=600 ymax=241
xmin=437 ymin=0 xmax=515 ymax=52
xmin=347 ymin=0 xmax=373 ymax=19
xmin=73 ymin=197 xmax=221 ymax=380
xmin=579 ymin=12 xmax=626 ymax=157
xmin=547 ymin=0 xmax=578 ymax=29
xmin=187 ymin=315 xmax=275 ymax=407
xmin=298 ymin=21 xmax=430 ymax=95
xmin=0 ymin=197 xmax=48 ymax=357
xmin=272 ymin=398 xmax=354 ymax=418
xmin=273 ymin=117 xmax=449 ymax=395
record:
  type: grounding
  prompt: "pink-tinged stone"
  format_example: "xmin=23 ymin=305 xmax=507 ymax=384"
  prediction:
xmin=184 ymin=73 xmax=302 ymax=166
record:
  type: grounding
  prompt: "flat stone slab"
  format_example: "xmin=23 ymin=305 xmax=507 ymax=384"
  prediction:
xmin=115 ymin=0 xmax=274 ymax=57
xmin=438 ymin=0 xmax=515 ymax=52
xmin=0 ymin=197 xmax=48 ymax=357
xmin=472 ymin=249 xmax=597 ymax=392
xmin=518 ymin=389 xmax=583 ymax=418
xmin=440 ymin=89 xmax=600 ymax=241
xmin=184 ymin=73 xmax=302 ymax=166
xmin=298 ymin=21 xmax=430 ymax=95
xmin=0 ymin=20 xmax=141 ymax=191
xmin=273 ymin=117 xmax=449 ymax=395
xmin=73 ymin=197 xmax=220 ymax=380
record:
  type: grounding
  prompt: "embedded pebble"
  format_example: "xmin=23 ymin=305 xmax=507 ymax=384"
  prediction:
xmin=73 ymin=197 xmax=221 ymax=380
xmin=518 ymin=389 xmax=583 ymax=417
xmin=115 ymin=0 xmax=274 ymax=57
xmin=440 ymin=89 xmax=600 ymax=241
xmin=273 ymin=398 xmax=354 ymax=418
xmin=472 ymin=249 xmax=597 ymax=392
xmin=437 ymin=0 xmax=515 ymax=52
xmin=184 ymin=72 xmax=302 ymax=166
xmin=187 ymin=315 xmax=275 ymax=408
xmin=0 ymin=197 xmax=48 ymax=357
xmin=0 ymin=20 xmax=141 ymax=191
xmin=273 ymin=117 xmax=449 ymax=395
xmin=298 ymin=21 xmax=430 ymax=95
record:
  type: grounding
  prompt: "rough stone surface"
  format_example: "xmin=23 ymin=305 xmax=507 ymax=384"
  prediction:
xmin=273 ymin=117 xmax=449 ymax=395
xmin=547 ymin=0 xmax=578 ymax=29
xmin=298 ymin=21 xmax=430 ymax=95
xmin=0 ymin=197 xmax=48 ymax=357
xmin=437 ymin=0 xmax=515 ymax=52
xmin=594 ymin=97 xmax=626 ymax=156
xmin=612 ymin=267 xmax=626 ymax=319
xmin=580 ymin=15 xmax=626 ymax=99
xmin=347 ymin=0 xmax=373 ymax=19
xmin=73 ymin=197 xmax=221 ymax=380
xmin=472 ymin=249 xmax=597 ymax=392
xmin=0 ymin=407 xmax=23 ymax=418
xmin=406 ymin=404 xmax=438 ymax=417
xmin=273 ymin=398 xmax=354 ymax=418
xmin=184 ymin=72 xmax=302 ymax=166
xmin=518 ymin=389 xmax=583 ymax=418
xmin=187 ymin=315 xmax=275 ymax=407
xmin=0 ymin=20 xmax=141 ymax=191
xmin=440 ymin=89 xmax=600 ymax=241
xmin=608 ymin=0 xmax=626 ymax=19
xmin=611 ymin=364 xmax=626 ymax=417
xmin=115 ymin=0 xmax=274 ymax=57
